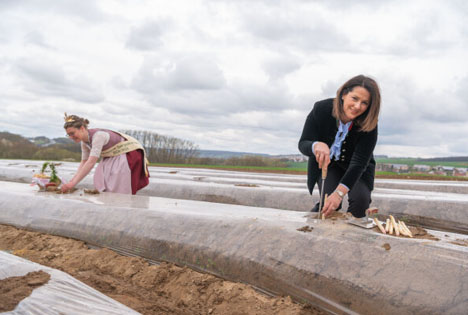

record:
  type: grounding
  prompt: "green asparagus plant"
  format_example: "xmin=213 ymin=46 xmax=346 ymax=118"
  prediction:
xmin=49 ymin=163 xmax=59 ymax=184
xmin=41 ymin=161 xmax=60 ymax=184
xmin=40 ymin=161 xmax=49 ymax=174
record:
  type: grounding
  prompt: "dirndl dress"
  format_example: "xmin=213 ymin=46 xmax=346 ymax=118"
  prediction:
xmin=82 ymin=129 xmax=149 ymax=194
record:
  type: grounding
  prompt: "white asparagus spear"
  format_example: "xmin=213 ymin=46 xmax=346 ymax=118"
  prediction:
xmin=374 ymin=218 xmax=386 ymax=234
xmin=398 ymin=221 xmax=409 ymax=237
xmin=385 ymin=218 xmax=390 ymax=232
xmin=401 ymin=222 xmax=412 ymax=238
xmin=390 ymin=215 xmax=400 ymax=236
xmin=400 ymin=221 xmax=413 ymax=238
xmin=388 ymin=217 xmax=393 ymax=234
xmin=322 ymin=194 xmax=328 ymax=220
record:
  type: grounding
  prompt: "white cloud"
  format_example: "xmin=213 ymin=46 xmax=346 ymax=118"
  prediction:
xmin=14 ymin=57 xmax=105 ymax=103
xmin=262 ymin=56 xmax=301 ymax=81
xmin=0 ymin=0 xmax=107 ymax=22
xmin=23 ymin=31 xmax=53 ymax=49
xmin=126 ymin=19 xmax=172 ymax=51
xmin=0 ymin=0 xmax=467 ymax=157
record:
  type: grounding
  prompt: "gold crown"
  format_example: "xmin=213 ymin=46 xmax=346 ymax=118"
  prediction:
xmin=64 ymin=112 xmax=74 ymax=123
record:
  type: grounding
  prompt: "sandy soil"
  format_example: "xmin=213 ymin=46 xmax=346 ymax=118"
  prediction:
xmin=372 ymin=225 xmax=440 ymax=240
xmin=306 ymin=211 xmax=440 ymax=240
xmin=450 ymin=239 xmax=468 ymax=247
xmin=0 ymin=224 xmax=326 ymax=315
xmin=0 ymin=270 xmax=50 ymax=312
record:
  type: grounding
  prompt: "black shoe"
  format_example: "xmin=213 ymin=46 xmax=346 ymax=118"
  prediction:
xmin=310 ymin=202 xmax=319 ymax=212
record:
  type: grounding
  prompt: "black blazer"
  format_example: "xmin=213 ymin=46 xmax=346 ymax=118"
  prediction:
xmin=298 ymin=98 xmax=377 ymax=195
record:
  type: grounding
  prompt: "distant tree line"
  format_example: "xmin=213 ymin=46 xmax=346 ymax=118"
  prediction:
xmin=123 ymin=130 xmax=287 ymax=167
xmin=192 ymin=155 xmax=288 ymax=168
xmin=1 ymin=130 xmax=287 ymax=167
xmin=419 ymin=156 xmax=468 ymax=162
xmin=0 ymin=132 xmax=81 ymax=161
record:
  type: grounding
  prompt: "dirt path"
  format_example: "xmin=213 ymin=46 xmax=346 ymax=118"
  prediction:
xmin=0 ymin=224 xmax=326 ymax=315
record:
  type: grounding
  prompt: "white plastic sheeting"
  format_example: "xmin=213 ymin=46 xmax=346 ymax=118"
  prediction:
xmin=1 ymin=181 xmax=468 ymax=314
xmin=0 ymin=251 xmax=139 ymax=315
xmin=1 ymin=159 xmax=468 ymax=233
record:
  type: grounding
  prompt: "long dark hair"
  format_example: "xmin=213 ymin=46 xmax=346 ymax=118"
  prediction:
xmin=333 ymin=75 xmax=381 ymax=132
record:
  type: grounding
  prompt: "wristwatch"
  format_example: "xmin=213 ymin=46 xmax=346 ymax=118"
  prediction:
xmin=335 ymin=189 xmax=345 ymax=199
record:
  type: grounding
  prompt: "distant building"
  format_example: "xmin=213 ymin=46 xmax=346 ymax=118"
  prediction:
xmin=412 ymin=164 xmax=431 ymax=173
xmin=434 ymin=165 xmax=455 ymax=176
xmin=392 ymin=164 xmax=409 ymax=173
xmin=294 ymin=155 xmax=308 ymax=162
xmin=273 ymin=154 xmax=307 ymax=162
xmin=376 ymin=163 xmax=393 ymax=172
xmin=376 ymin=163 xmax=409 ymax=173
xmin=454 ymin=168 xmax=467 ymax=177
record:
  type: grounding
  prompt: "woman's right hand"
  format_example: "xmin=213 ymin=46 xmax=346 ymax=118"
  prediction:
xmin=314 ymin=142 xmax=330 ymax=170
xmin=61 ymin=182 xmax=74 ymax=193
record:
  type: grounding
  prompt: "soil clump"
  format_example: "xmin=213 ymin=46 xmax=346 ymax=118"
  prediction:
xmin=234 ymin=183 xmax=260 ymax=187
xmin=0 ymin=224 xmax=326 ymax=315
xmin=409 ymin=226 xmax=440 ymax=240
xmin=450 ymin=239 xmax=468 ymax=247
xmin=0 ymin=270 xmax=50 ymax=312
xmin=307 ymin=211 xmax=352 ymax=221
xmin=201 ymin=194 xmax=241 ymax=205
xmin=297 ymin=225 xmax=314 ymax=233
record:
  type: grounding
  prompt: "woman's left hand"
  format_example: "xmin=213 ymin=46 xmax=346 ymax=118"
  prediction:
xmin=321 ymin=192 xmax=342 ymax=218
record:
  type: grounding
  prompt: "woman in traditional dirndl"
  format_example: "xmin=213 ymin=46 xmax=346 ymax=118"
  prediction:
xmin=61 ymin=113 xmax=149 ymax=194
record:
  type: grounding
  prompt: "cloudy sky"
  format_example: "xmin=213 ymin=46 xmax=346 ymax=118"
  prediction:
xmin=1 ymin=0 xmax=467 ymax=157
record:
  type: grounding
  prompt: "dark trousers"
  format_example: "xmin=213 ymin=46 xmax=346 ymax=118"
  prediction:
xmin=311 ymin=163 xmax=371 ymax=218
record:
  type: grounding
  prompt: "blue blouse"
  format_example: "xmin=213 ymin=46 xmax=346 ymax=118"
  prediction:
xmin=329 ymin=121 xmax=352 ymax=161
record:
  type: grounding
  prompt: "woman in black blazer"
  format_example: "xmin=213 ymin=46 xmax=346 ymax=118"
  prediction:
xmin=298 ymin=75 xmax=381 ymax=218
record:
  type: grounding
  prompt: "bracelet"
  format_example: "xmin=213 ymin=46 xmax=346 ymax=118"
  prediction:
xmin=334 ymin=189 xmax=345 ymax=199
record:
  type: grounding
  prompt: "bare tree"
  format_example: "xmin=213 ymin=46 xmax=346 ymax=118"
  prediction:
xmin=121 ymin=130 xmax=199 ymax=163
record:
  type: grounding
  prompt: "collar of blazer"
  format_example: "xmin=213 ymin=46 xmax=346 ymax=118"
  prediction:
xmin=336 ymin=119 xmax=354 ymax=131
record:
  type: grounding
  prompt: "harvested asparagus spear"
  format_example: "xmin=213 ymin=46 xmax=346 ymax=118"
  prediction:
xmin=400 ymin=221 xmax=413 ymax=238
xmin=374 ymin=218 xmax=386 ymax=234
xmin=390 ymin=215 xmax=400 ymax=236
xmin=398 ymin=221 xmax=409 ymax=237
xmin=385 ymin=218 xmax=390 ymax=232
xmin=388 ymin=218 xmax=393 ymax=235
xmin=321 ymin=194 xmax=328 ymax=220
xmin=402 ymin=223 xmax=412 ymax=237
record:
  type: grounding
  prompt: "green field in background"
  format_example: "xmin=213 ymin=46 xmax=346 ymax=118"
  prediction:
xmin=150 ymin=162 xmax=468 ymax=181
xmin=375 ymin=158 xmax=468 ymax=167
xmin=375 ymin=171 xmax=467 ymax=180
xmin=288 ymin=159 xmax=468 ymax=168
xmin=149 ymin=163 xmax=306 ymax=172
xmin=287 ymin=161 xmax=307 ymax=169
xmin=153 ymin=160 xmax=468 ymax=172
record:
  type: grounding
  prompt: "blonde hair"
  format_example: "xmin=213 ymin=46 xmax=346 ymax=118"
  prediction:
xmin=332 ymin=75 xmax=381 ymax=132
xmin=63 ymin=113 xmax=89 ymax=129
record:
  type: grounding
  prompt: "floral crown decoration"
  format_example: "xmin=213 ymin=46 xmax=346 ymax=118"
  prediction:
xmin=64 ymin=113 xmax=75 ymax=123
